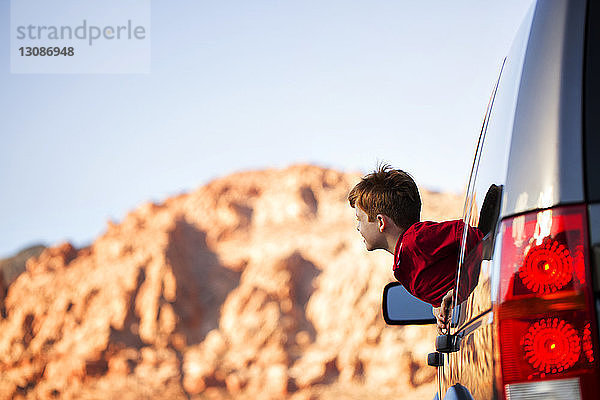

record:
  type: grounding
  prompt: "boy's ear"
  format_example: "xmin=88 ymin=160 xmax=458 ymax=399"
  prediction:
xmin=376 ymin=214 xmax=386 ymax=232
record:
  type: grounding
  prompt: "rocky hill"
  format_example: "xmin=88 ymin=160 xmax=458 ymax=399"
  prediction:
xmin=0 ymin=244 xmax=46 ymax=305
xmin=0 ymin=165 xmax=463 ymax=399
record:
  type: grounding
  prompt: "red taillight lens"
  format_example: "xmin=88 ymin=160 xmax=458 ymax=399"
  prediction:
xmin=498 ymin=206 xmax=590 ymax=302
xmin=494 ymin=205 xmax=599 ymax=398
xmin=519 ymin=238 xmax=574 ymax=294
xmin=522 ymin=317 xmax=581 ymax=374
xmin=499 ymin=311 xmax=593 ymax=382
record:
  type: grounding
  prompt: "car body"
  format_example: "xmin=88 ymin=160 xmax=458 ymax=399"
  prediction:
xmin=383 ymin=1 xmax=600 ymax=399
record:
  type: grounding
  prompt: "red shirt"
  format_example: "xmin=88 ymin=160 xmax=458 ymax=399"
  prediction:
xmin=393 ymin=220 xmax=483 ymax=307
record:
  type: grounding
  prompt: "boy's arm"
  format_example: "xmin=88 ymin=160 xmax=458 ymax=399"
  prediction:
xmin=432 ymin=289 xmax=453 ymax=333
xmin=431 ymin=222 xmax=482 ymax=330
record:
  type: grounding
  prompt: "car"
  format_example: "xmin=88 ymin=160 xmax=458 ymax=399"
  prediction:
xmin=382 ymin=1 xmax=600 ymax=399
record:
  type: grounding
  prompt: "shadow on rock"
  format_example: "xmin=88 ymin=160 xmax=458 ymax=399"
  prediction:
xmin=166 ymin=219 xmax=241 ymax=346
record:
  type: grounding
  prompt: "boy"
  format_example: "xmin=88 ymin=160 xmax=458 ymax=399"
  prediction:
xmin=348 ymin=165 xmax=482 ymax=329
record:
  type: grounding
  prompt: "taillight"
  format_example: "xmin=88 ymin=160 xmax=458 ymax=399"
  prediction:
xmin=522 ymin=317 xmax=581 ymax=373
xmin=494 ymin=205 xmax=600 ymax=399
xmin=519 ymin=238 xmax=575 ymax=294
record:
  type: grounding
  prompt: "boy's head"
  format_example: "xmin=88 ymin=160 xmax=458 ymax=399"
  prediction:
xmin=348 ymin=164 xmax=421 ymax=234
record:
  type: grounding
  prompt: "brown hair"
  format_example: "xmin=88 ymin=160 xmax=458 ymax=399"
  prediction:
xmin=348 ymin=164 xmax=421 ymax=230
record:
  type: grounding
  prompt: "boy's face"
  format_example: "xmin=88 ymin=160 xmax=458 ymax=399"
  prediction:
xmin=355 ymin=205 xmax=385 ymax=251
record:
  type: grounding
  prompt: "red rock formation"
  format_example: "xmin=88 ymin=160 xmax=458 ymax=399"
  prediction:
xmin=0 ymin=165 xmax=463 ymax=399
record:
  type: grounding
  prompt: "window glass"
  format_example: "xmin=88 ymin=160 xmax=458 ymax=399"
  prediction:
xmin=585 ymin=0 xmax=600 ymax=201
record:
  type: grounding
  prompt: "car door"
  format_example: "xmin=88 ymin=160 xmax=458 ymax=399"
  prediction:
xmin=439 ymin=5 xmax=535 ymax=399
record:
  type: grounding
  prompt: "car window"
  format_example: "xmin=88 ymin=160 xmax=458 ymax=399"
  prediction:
xmin=585 ymin=0 xmax=600 ymax=201
xmin=453 ymin=6 xmax=535 ymax=328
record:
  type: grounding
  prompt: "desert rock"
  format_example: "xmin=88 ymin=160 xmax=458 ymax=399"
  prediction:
xmin=0 ymin=164 xmax=462 ymax=399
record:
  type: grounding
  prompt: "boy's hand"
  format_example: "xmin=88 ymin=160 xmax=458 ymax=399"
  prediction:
xmin=433 ymin=289 xmax=454 ymax=333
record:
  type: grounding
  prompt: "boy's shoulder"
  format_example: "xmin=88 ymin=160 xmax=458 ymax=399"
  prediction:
xmin=402 ymin=220 xmax=464 ymax=253
xmin=405 ymin=220 xmax=463 ymax=237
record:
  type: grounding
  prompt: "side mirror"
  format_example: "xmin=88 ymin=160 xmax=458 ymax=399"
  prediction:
xmin=382 ymin=282 xmax=436 ymax=325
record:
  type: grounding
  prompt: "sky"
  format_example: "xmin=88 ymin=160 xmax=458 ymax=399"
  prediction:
xmin=0 ymin=0 xmax=535 ymax=257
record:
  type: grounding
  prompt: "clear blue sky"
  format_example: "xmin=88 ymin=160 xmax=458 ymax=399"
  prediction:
xmin=0 ymin=0 xmax=534 ymax=257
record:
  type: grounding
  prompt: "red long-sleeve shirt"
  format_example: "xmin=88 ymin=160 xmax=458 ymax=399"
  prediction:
xmin=393 ymin=220 xmax=483 ymax=307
